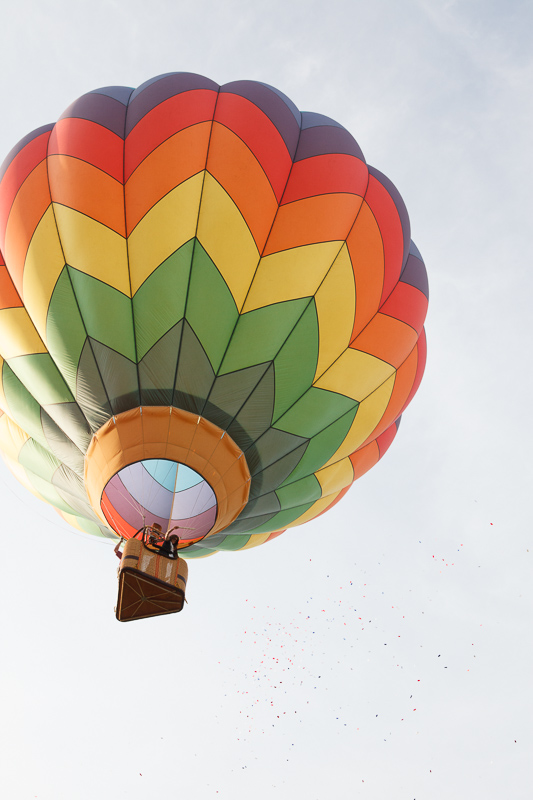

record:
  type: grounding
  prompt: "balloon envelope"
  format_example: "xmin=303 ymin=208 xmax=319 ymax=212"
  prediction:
xmin=0 ymin=74 xmax=428 ymax=556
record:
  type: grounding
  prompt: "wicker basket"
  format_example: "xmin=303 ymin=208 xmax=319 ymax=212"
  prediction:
xmin=116 ymin=538 xmax=188 ymax=622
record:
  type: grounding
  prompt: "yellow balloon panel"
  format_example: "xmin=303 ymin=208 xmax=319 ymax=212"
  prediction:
xmin=242 ymin=241 xmax=343 ymax=313
xmin=315 ymin=347 xmax=395 ymax=402
xmin=0 ymin=307 xmax=46 ymax=360
xmin=22 ymin=207 xmax=66 ymax=343
xmin=128 ymin=173 xmax=204 ymax=294
xmin=315 ymin=457 xmax=355 ymax=497
xmin=52 ymin=205 xmax=130 ymax=295
xmin=196 ymin=173 xmax=260 ymax=310
xmin=314 ymin=244 xmax=356 ymax=379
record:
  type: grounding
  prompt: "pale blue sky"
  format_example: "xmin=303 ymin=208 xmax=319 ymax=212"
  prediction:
xmin=0 ymin=1 xmax=531 ymax=798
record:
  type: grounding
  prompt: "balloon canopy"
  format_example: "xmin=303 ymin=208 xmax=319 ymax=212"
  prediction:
xmin=0 ymin=73 xmax=428 ymax=557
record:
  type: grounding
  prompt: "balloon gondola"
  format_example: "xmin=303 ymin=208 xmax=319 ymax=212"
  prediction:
xmin=0 ymin=73 xmax=428 ymax=620
xmin=115 ymin=524 xmax=188 ymax=622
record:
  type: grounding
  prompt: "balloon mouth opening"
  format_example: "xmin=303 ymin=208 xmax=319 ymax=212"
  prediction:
xmin=102 ymin=459 xmax=218 ymax=545
xmin=84 ymin=407 xmax=251 ymax=546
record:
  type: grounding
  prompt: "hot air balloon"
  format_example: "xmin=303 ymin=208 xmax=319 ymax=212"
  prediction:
xmin=0 ymin=73 xmax=428 ymax=619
